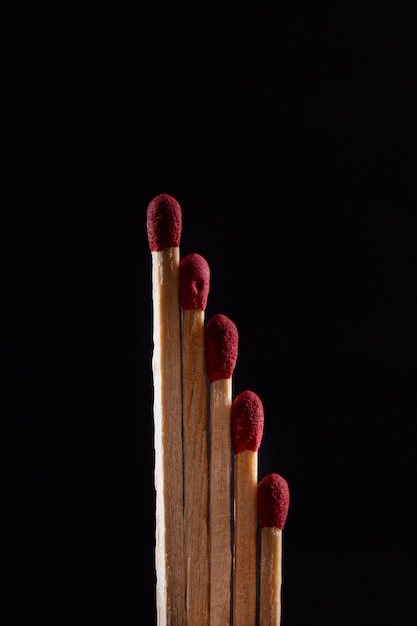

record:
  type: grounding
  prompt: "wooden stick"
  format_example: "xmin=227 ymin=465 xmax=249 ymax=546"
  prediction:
xmin=147 ymin=193 xmax=186 ymax=626
xmin=179 ymin=252 xmax=211 ymax=624
xmin=205 ymin=313 xmax=239 ymax=626
xmin=257 ymin=473 xmax=290 ymax=626
xmin=231 ymin=390 xmax=264 ymax=626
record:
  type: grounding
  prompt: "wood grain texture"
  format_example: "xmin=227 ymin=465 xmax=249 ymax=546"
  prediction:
xmin=209 ymin=377 xmax=233 ymax=626
xmin=151 ymin=247 xmax=186 ymax=626
xmin=182 ymin=308 xmax=210 ymax=624
xmin=233 ymin=449 xmax=258 ymax=626
xmin=259 ymin=527 xmax=283 ymax=626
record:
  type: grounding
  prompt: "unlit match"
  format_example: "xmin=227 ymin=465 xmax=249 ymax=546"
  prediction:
xmin=179 ymin=252 xmax=211 ymax=625
xmin=258 ymin=473 xmax=290 ymax=626
xmin=205 ymin=313 xmax=239 ymax=626
xmin=147 ymin=193 xmax=186 ymax=626
xmin=231 ymin=390 xmax=264 ymax=626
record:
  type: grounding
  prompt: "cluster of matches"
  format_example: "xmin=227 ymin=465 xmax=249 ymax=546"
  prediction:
xmin=147 ymin=193 xmax=290 ymax=626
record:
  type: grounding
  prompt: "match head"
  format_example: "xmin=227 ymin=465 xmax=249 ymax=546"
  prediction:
xmin=146 ymin=193 xmax=182 ymax=251
xmin=257 ymin=473 xmax=290 ymax=530
xmin=231 ymin=390 xmax=264 ymax=453
xmin=205 ymin=314 xmax=238 ymax=383
xmin=179 ymin=253 xmax=210 ymax=311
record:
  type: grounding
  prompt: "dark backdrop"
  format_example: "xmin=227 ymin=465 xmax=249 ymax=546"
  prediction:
xmin=3 ymin=5 xmax=416 ymax=625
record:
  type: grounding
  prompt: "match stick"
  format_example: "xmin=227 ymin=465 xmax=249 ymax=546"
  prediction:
xmin=257 ymin=473 xmax=290 ymax=626
xmin=231 ymin=390 xmax=264 ymax=626
xmin=205 ymin=313 xmax=239 ymax=626
xmin=179 ymin=252 xmax=211 ymax=624
xmin=147 ymin=193 xmax=186 ymax=625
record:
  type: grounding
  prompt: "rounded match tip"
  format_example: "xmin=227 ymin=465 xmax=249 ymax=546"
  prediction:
xmin=146 ymin=193 xmax=182 ymax=251
xmin=231 ymin=390 xmax=264 ymax=453
xmin=179 ymin=253 xmax=210 ymax=311
xmin=257 ymin=473 xmax=290 ymax=530
xmin=205 ymin=314 xmax=238 ymax=383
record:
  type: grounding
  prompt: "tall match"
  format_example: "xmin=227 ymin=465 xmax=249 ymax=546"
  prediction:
xmin=258 ymin=473 xmax=290 ymax=626
xmin=205 ymin=313 xmax=239 ymax=626
xmin=146 ymin=193 xmax=186 ymax=625
xmin=179 ymin=252 xmax=211 ymax=624
xmin=231 ymin=390 xmax=264 ymax=626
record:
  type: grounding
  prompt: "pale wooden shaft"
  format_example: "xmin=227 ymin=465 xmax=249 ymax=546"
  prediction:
xmin=233 ymin=450 xmax=258 ymax=626
xmin=151 ymin=248 xmax=186 ymax=626
xmin=259 ymin=527 xmax=283 ymax=626
xmin=209 ymin=377 xmax=233 ymax=626
xmin=182 ymin=308 xmax=210 ymax=624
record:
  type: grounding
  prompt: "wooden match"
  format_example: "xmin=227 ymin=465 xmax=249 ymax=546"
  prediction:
xmin=231 ymin=390 xmax=264 ymax=626
xmin=179 ymin=252 xmax=211 ymax=624
xmin=147 ymin=193 xmax=186 ymax=625
xmin=258 ymin=473 xmax=290 ymax=626
xmin=205 ymin=313 xmax=239 ymax=626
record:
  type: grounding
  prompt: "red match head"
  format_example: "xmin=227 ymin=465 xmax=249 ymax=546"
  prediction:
xmin=146 ymin=193 xmax=182 ymax=251
xmin=205 ymin=314 xmax=238 ymax=383
xmin=257 ymin=473 xmax=290 ymax=530
xmin=179 ymin=253 xmax=210 ymax=311
xmin=231 ymin=390 xmax=264 ymax=453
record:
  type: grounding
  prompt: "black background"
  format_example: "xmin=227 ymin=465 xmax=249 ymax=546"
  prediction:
xmin=3 ymin=4 xmax=416 ymax=625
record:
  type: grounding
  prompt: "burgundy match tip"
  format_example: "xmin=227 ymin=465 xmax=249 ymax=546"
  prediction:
xmin=146 ymin=193 xmax=182 ymax=251
xmin=231 ymin=390 xmax=264 ymax=453
xmin=257 ymin=473 xmax=290 ymax=530
xmin=205 ymin=314 xmax=238 ymax=383
xmin=179 ymin=253 xmax=210 ymax=311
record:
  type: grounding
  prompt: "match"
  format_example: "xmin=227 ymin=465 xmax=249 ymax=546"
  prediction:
xmin=147 ymin=193 xmax=186 ymax=625
xmin=205 ymin=313 xmax=239 ymax=626
xmin=179 ymin=252 xmax=211 ymax=624
xmin=257 ymin=473 xmax=290 ymax=626
xmin=231 ymin=389 xmax=264 ymax=626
